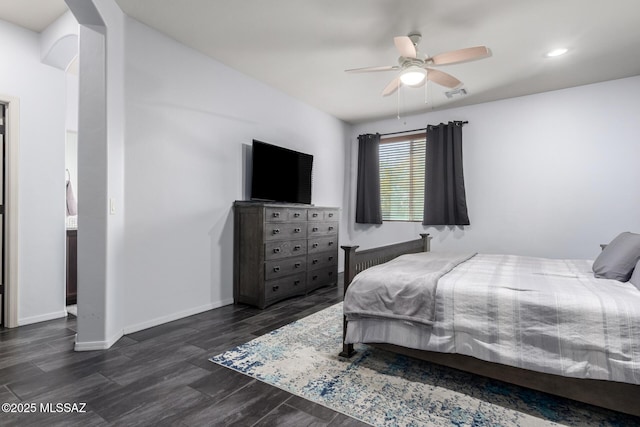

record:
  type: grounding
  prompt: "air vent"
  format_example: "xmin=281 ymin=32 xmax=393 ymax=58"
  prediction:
xmin=445 ymin=88 xmax=467 ymax=98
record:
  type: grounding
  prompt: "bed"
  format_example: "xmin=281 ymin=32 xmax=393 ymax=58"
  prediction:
xmin=340 ymin=234 xmax=640 ymax=417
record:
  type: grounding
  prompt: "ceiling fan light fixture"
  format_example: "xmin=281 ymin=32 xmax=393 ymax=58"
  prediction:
xmin=399 ymin=66 xmax=426 ymax=86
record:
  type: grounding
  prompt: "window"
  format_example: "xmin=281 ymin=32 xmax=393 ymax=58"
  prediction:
xmin=379 ymin=134 xmax=426 ymax=222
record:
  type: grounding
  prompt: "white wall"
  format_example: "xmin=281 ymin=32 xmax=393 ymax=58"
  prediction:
xmin=121 ymin=17 xmax=349 ymax=332
xmin=348 ymin=76 xmax=640 ymax=260
xmin=0 ymin=19 xmax=67 ymax=324
xmin=40 ymin=11 xmax=78 ymax=71
xmin=65 ymin=73 xmax=78 ymax=131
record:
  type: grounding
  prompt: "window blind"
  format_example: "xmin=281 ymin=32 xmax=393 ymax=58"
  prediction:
xmin=379 ymin=137 xmax=426 ymax=222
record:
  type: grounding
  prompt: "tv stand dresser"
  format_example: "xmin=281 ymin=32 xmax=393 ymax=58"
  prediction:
xmin=233 ymin=201 xmax=339 ymax=308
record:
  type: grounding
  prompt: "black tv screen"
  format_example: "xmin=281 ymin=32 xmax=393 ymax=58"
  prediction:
xmin=251 ymin=140 xmax=313 ymax=204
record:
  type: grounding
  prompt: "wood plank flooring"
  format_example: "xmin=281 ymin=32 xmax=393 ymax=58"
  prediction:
xmin=0 ymin=279 xmax=368 ymax=426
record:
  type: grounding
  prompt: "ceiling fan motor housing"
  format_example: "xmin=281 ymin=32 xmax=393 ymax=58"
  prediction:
xmin=408 ymin=32 xmax=422 ymax=46
xmin=399 ymin=57 xmax=426 ymax=68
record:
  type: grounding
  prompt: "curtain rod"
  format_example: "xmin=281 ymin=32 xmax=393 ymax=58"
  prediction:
xmin=380 ymin=121 xmax=468 ymax=137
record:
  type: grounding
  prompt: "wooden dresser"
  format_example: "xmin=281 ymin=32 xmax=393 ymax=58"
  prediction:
xmin=233 ymin=201 xmax=339 ymax=308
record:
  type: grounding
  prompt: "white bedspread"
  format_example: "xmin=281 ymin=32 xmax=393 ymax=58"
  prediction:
xmin=345 ymin=254 xmax=640 ymax=385
xmin=344 ymin=252 xmax=476 ymax=325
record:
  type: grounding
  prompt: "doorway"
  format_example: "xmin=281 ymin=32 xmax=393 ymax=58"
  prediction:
xmin=1 ymin=103 xmax=5 ymax=327
xmin=65 ymin=130 xmax=78 ymax=315
xmin=0 ymin=96 xmax=19 ymax=329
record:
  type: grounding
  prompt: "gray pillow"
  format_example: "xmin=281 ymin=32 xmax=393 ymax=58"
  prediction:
xmin=593 ymin=232 xmax=640 ymax=281
xmin=629 ymin=259 xmax=640 ymax=290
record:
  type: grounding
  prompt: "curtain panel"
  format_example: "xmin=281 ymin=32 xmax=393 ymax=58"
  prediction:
xmin=423 ymin=122 xmax=470 ymax=226
xmin=355 ymin=133 xmax=383 ymax=224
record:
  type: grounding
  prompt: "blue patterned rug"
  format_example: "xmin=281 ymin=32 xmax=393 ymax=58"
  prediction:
xmin=210 ymin=303 xmax=639 ymax=426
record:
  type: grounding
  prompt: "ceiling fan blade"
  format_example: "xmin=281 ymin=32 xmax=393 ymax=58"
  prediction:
xmin=382 ymin=77 xmax=401 ymax=97
xmin=394 ymin=36 xmax=417 ymax=58
xmin=426 ymin=68 xmax=462 ymax=89
xmin=430 ymin=46 xmax=490 ymax=65
xmin=345 ymin=65 xmax=399 ymax=73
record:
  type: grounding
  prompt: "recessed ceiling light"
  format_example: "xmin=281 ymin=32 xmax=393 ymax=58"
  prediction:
xmin=545 ymin=48 xmax=569 ymax=58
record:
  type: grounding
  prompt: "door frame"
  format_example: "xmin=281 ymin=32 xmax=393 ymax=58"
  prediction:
xmin=1 ymin=94 xmax=20 ymax=328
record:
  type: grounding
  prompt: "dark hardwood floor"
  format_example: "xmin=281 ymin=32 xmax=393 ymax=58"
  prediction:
xmin=0 ymin=278 xmax=368 ymax=426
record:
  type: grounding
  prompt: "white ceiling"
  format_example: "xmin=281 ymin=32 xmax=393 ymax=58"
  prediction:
xmin=3 ymin=0 xmax=640 ymax=123
xmin=0 ymin=0 xmax=67 ymax=32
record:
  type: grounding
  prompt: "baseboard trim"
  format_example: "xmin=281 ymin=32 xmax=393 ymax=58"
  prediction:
xmin=18 ymin=310 xmax=67 ymax=326
xmin=73 ymin=299 xmax=235 ymax=350
xmin=74 ymin=330 xmax=123 ymax=351
xmin=122 ymin=298 xmax=235 ymax=335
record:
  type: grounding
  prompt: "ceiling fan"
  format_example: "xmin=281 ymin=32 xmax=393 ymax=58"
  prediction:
xmin=345 ymin=33 xmax=491 ymax=97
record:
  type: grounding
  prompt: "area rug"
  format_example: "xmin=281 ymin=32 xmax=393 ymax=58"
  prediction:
xmin=210 ymin=303 xmax=638 ymax=426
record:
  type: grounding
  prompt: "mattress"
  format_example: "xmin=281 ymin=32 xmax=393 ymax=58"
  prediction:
xmin=344 ymin=253 xmax=640 ymax=385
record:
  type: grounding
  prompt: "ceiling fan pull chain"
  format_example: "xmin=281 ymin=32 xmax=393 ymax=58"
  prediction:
xmin=397 ymin=84 xmax=401 ymax=119
xmin=424 ymin=81 xmax=428 ymax=104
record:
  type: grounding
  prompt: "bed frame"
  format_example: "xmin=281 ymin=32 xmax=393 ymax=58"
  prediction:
xmin=340 ymin=234 xmax=640 ymax=417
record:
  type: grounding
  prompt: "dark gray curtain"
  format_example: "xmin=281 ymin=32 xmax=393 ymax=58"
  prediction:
xmin=356 ymin=133 xmax=382 ymax=224
xmin=423 ymin=122 xmax=470 ymax=225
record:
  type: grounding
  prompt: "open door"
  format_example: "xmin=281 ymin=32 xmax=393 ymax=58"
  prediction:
xmin=1 ymin=103 xmax=5 ymax=328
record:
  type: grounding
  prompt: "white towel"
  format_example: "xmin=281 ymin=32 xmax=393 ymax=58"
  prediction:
xmin=66 ymin=179 xmax=77 ymax=216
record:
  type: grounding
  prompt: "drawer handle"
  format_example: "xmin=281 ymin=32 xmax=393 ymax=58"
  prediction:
xmin=273 ymin=212 xmax=280 ymax=218
xmin=273 ymin=229 xmax=280 ymax=235
xmin=294 ymin=228 xmax=301 ymax=233
xmin=273 ymin=248 xmax=281 ymax=253
xmin=328 ymin=226 xmax=334 ymax=231
xmin=312 ymin=243 xmax=318 ymax=248
xmin=328 ymin=256 xmax=334 ymax=261
xmin=328 ymin=271 xmax=333 ymax=276
xmin=294 ymin=245 xmax=301 ymax=250
xmin=294 ymin=280 xmax=300 ymax=286
xmin=294 ymin=213 xmax=300 ymax=217
xmin=328 ymin=213 xmax=333 ymax=217
xmin=312 ymin=259 xmax=318 ymax=264
xmin=312 ymin=275 xmax=318 ymax=280
xmin=312 ymin=213 xmax=318 ymax=217
xmin=312 ymin=227 xmax=318 ymax=232
xmin=273 ymin=266 xmax=280 ymax=272
xmin=328 ymin=241 xmax=334 ymax=246
xmin=294 ymin=262 xmax=301 ymax=268
xmin=273 ymin=285 xmax=279 ymax=291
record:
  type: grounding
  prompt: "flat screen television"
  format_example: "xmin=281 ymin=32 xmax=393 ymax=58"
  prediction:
xmin=251 ymin=139 xmax=313 ymax=204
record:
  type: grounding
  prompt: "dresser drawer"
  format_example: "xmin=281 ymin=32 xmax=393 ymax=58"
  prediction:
xmin=307 ymin=221 xmax=338 ymax=238
xmin=265 ymin=273 xmax=306 ymax=304
xmin=265 ymin=207 xmax=307 ymax=222
xmin=307 ymin=210 xmax=322 ymax=221
xmin=308 ymin=209 xmax=339 ymax=221
xmin=322 ymin=209 xmax=339 ymax=221
xmin=265 ymin=239 xmax=307 ymax=260
xmin=264 ymin=256 xmax=307 ymax=280
xmin=308 ymin=236 xmax=338 ymax=254
xmin=307 ymin=266 xmax=337 ymax=291
xmin=264 ymin=222 xmax=307 ymax=241
xmin=307 ymin=250 xmax=338 ymax=271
